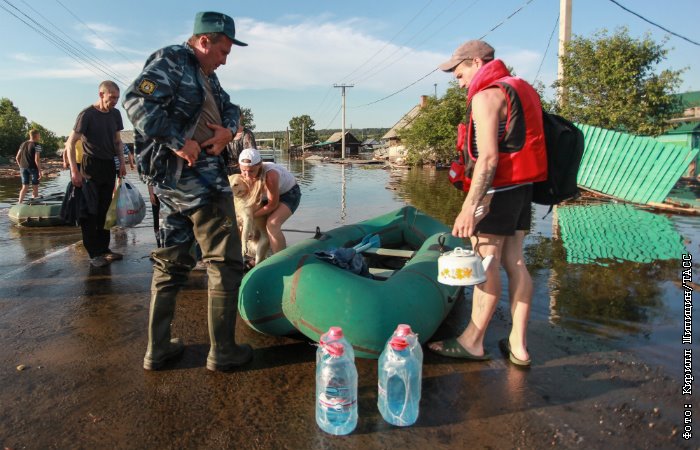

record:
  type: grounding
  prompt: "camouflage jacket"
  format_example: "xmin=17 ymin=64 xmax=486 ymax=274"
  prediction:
xmin=123 ymin=43 xmax=240 ymax=212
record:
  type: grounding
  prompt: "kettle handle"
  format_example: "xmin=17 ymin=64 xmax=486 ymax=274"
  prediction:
xmin=438 ymin=233 xmax=446 ymax=252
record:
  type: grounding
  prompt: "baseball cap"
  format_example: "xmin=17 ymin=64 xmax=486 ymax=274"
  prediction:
xmin=438 ymin=40 xmax=495 ymax=72
xmin=193 ymin=11 xmax=247 ymax=46
xmin=239 ymin=148 xmax=262 ymax=166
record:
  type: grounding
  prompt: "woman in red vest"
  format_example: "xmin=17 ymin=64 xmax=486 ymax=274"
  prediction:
xmin=428 ymin=40 xmax=547 ymax=367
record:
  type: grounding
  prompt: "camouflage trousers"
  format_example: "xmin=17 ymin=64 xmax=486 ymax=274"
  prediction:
xmin=151 ymin=193 xmax=244 ymax=294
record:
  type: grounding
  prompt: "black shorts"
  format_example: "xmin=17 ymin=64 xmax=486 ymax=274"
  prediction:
xmin=475 ymin=184 xmax=532 ymax=236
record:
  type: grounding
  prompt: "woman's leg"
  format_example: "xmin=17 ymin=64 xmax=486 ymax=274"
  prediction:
xmin=266 ymin=204 xmax=292 ymax=253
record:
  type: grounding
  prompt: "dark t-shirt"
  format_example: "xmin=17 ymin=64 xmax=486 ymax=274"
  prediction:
xmin=74 ymin=106 xmax=124 ymax=161
xmin=17 ymin=141 xmax=42 ymax=169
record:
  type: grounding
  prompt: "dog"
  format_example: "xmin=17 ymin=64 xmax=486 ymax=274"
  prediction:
xmin=229 ymin=174 xmax=270 ymax=266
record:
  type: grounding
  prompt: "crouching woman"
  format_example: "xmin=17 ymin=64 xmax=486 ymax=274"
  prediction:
xmin=238 ymin=148 xmax=301 ymax=253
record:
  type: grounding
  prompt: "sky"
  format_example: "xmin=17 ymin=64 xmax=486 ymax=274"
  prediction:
xmin=0 ymin=0 xmax=698 ymax=137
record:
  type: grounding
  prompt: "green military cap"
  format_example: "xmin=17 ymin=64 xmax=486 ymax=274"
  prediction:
xmin=193 ymin=11 xmax=247 ymax=46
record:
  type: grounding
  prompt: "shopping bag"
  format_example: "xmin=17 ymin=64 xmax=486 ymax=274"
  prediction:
xmin=104 ymin=178 xmax=122 ymax=229
xmin=115 ymin=180 xmax=146 ymax=227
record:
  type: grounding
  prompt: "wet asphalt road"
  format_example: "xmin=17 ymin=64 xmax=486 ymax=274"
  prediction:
xmin=0 ymin=224 xmax=693 ymax=449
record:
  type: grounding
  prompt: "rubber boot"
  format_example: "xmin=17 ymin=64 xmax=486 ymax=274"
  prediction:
xmin=143 ymin=290 xmax=185 ymax=370
xmin=206 ymin=290 xmax=253 ymax=371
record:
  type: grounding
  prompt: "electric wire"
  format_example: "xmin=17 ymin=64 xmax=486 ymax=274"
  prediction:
xmin=352 ymin=0 xmax=536 ymax=108
xmin=534 ymin=13 xmax=559 ymax=83
xmin=54 ymin=0 xmax=143 ymax=66
xmin=349 ymin=0 xmax=457 ymax=85
xmin=338 ymin=0 xmax=434 ymax=85
xmin=607 ymin=0 xmax=700 ymax=46
xmin=321 ymin=106 xmax=342 ymax=130
xmin=351 ymin=0 xmax=482 ymax=86
xmin=17 ymin=0 xmax=130 ymax=83
xmin=0 ymin=0 xmax=129 ymax=85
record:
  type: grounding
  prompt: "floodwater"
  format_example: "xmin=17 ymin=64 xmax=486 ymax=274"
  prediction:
xmin=0 ymin=156 xmax=697 ymax=448
xmin=1 ymin=159 xmax=695 ymax=374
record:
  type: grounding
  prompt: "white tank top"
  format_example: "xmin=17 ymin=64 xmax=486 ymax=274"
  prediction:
xmin=262 ymin=162 xmax=296 ymax=194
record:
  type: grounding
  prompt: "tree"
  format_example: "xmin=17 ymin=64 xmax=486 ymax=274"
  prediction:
xmin=240 ymin=107 xmax=255 ymax=131
xmin=401 ymin=81 xmax=466 ymax=164
xmin=0 ymin=98 xmax=28 ymax=157
xmin=554 ymin=27 xmax=684 ymax=136
xmin=28 ymin=121 xmax=63 ymax=157
xmin=288 ymin=115 xmax=318 ymax=146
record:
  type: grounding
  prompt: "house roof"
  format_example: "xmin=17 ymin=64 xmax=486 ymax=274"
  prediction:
xmin=362 ymin=138 xmax=380 ymax=146
xmin=382 ymin=104 xmax=421 ymax=140
xmin=665 ymin=122 xmax=700 ymax=134
xmin=677 ymin=91 xmax=700 ymax=108
xmin=321 ymin=131 xmax=361 ymax=145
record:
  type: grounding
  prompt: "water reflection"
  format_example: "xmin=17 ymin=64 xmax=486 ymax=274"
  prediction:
xmin=555 ymin=202 xmax=686 ymax=264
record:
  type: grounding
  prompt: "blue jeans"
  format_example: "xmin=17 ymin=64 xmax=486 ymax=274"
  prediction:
xmin=20 ymin=167 xmax=39 ymax=185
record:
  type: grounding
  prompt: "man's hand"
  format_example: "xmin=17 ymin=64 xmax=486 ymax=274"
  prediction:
xmin=119 ymin=164 xmax=126 ymax=178
xmin=201 ymin=123 xmax=234 ymax=156
xmin=70 ymin=169 xmax=83 ymax=188
xmin=174 ymin=139 xmax=202 ymax=167
xmin=452 ymin=193 xmax=492 ymax=238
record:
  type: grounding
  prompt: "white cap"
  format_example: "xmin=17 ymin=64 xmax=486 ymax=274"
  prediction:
xmin=238 ymin=148 xmax=261 ymax=166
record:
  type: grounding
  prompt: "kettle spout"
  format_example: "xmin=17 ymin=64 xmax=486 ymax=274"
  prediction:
xmin=482 ymin=254 xmax=494 ymax=272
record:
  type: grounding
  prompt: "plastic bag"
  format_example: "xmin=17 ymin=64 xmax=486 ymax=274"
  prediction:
xmin=103 ymin=179 xmax=121 ymax=229
xmin=115 ymin=180 xmax=146 ymax=227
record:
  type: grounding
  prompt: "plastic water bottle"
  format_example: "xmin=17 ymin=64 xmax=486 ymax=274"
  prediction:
xmin=377 ymin=324 xmax=423 ymax=426
xmin=316 ymin=328 xmax=358 ymax=435
xmin=317 ymin=326 xmax=355 ymax=364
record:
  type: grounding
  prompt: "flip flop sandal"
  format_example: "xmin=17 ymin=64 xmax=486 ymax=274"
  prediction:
xmin=498 ymin=338 xmax=531 ymax=367
xmin=428 ymin=338 xmax=491 ymax=361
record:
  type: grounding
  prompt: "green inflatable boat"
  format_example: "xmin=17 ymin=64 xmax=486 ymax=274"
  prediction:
xmin=8 ymin=193 xmax=66 ymax=227
xmin=238 ymin=206 xmax=463 ymax=358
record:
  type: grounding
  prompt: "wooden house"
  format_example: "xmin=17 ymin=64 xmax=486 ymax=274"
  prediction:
xmin=312 ymin=131 xmax=361 ymax=156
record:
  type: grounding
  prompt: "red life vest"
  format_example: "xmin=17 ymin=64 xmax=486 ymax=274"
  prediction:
xmin=448 ymin=59 xmax=547 ymax=192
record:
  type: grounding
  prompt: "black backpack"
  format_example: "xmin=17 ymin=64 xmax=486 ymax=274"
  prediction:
xmin=533 ymin=112 xmax=585 ymax=206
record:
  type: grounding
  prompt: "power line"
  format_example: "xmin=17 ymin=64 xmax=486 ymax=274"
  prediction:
xmin=352 ymin=0 xmax=535 ymax=108
xmin=351 ymin=0 xmax=481 ymax=86
xmin=16 ymin=0 xmax=130 ymax=82
xmin=321 ymin=106 xmax=342 ymax=130
xmin=339 ymin=0 xmax=434 ymax=84
xmin=607 ymin=0 xmax=700 ymax=46
xmin=54 ymin=0 xmax=142 ymax=67
xmin=534 ymin=13 xmax=559 ymax=83
xmin=0 ymin=0 xmax=129 ymax=85
xmin=349 ymin=0 xmax=457 ymax=85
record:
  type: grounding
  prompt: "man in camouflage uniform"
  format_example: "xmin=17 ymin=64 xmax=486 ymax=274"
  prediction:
xmin=123 ymin=11 xmax=252 ymax=371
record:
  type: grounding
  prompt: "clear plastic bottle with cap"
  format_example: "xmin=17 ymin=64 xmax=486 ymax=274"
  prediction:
xmin=377 ymin=324 xmax=423 ymax=426
xmin=317 ymin=326 xmax=355 ymax=365
xmin=316 ymin=327 xmax=358 ymax=435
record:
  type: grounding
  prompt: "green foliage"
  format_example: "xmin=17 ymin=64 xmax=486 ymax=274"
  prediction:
xmin=0 ymin=98 xmax=29 ymax=157
xmin=401 ymin=82 xmax=466 ymax=165
xmin=28 ymin=122 xmax=62 ymax=156
xmin=240 ymin=107 xmax=255 ymax=131
xmin=554 ymin=27 xmax=684 ymax=136
xmin=288 ymin=115 xmax=318 ymax=146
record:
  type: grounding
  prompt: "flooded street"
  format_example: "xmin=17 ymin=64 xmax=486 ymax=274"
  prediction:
xmin=0 ymin=158 xmax=697 ymax=449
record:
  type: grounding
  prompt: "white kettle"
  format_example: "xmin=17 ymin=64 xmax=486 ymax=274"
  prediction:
xmin=437 ymin=235 xmax=494 ymax=286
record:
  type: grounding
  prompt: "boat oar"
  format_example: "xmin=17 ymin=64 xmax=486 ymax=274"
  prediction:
xmin=352 ymin=234 xmax=381 ymax=253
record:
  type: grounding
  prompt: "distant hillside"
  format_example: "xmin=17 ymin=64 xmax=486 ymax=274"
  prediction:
xmin=256 ymin=128 xmax=389 ymax=143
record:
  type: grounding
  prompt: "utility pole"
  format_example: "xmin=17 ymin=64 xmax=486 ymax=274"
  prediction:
xmin=334 ymin=83 xmax=353 ymax=159
xmin=301 ymin=120 xmax=305 ymax=152
xmin=434 ymin=83 xmax=437 ymax=98
xmin=558 ymin=0 xmax=572 ymax=108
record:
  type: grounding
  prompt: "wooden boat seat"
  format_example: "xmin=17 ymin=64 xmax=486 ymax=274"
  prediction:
xmin=361 ymin=247 xmax=415 ymax=258
xmin=368 ymin=267 xmax=395 ymax=279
